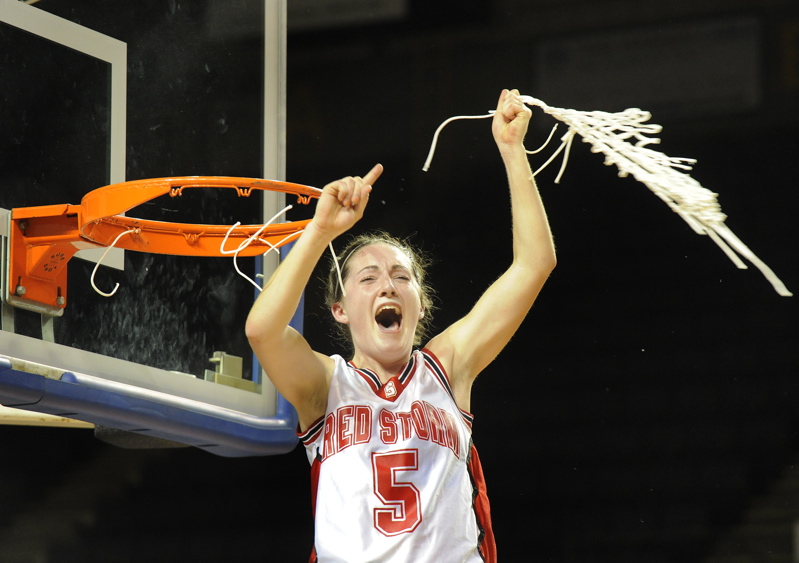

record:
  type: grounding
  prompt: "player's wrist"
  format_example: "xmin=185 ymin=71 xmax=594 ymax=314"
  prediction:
xmin=497 ymin=141 xmax=527 ymax=161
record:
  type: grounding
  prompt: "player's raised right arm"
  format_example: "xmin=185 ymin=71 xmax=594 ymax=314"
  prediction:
xmin=245 ymin=164 xmax=382 ymax=427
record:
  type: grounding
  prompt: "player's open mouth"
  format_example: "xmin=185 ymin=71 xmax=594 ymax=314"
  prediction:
xmin=375 ymin=306 xmax=402 ymax=332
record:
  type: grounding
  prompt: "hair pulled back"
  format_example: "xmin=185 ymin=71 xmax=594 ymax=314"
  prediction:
xmin=324 ymin=231 xmax=435 ymax=353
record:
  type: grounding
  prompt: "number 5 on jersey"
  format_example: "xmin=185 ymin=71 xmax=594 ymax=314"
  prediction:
xmin=371 ymin=450 xmax=422 ymax=536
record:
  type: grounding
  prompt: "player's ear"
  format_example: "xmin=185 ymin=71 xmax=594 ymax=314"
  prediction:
xmin=331 ymin=302 xmax=349 ymax=324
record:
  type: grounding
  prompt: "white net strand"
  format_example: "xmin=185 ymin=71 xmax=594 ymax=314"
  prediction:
xmin=422 ymin=113 xmax=493 ymax=172
xmin=90 ymin=228 xmax=139 ymax=297
xmin=423 ymin=95 xmax=792 ymax=297
xmin=220 ymin=204 xmax=297 ymax=292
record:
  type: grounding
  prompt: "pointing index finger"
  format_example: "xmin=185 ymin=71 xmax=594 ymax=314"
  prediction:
xmin=363 ymin=163 xmax=384 ymax=187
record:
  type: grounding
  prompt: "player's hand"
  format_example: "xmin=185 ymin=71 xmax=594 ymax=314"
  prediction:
xmin=311 ymin=163 xmax=383 ymax=239
xmin=492 ymin=89 xmax=532 ymax=151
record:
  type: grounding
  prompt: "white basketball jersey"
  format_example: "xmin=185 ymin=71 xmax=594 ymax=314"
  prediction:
xmin=299 ymin=349 xmax=496 ymax=563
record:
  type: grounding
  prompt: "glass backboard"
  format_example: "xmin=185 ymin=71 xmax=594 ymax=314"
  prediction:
xmin=0 ymin=0 xmax=297 ymax=457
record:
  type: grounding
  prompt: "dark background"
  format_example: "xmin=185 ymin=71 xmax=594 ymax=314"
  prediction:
xmin=1 ymin=1 xmax=798 ymax=561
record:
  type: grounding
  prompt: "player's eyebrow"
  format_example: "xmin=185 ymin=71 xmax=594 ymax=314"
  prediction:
xmin=355 ymin=264 xmax=411 ymax=275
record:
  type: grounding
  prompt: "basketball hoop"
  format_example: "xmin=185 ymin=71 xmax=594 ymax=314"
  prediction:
xmin=4 ymin=176 xmax=321 ymax=315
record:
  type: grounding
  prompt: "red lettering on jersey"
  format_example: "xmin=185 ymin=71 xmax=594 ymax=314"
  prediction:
xmin=396 ymin=411 xmax=413 ymax=441
xmin=424 ymin=401 xmax=446 ymax=447
xmin=322 ymin=405 xmax=374 ymax=459
xmin=410 ymin=401 xmax=429 ymax=440
xmin=324 ymin=403 xmax=460 ymax=460
xmin=322 ymin=413 xmax=336 ymax=460
xmin=379 ymin=409 xmax=398 ymax=444
xmin=440 ymin=410 xmax=460 ymax=458
xmin=354 ymin=405 xmax=372 ymax=445
xmin=337 ymin=405 xmax=355 ymax=451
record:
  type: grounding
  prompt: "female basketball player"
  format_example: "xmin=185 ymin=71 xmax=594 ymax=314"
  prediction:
xmin=246 ymin=89 xmax=556 ymax=562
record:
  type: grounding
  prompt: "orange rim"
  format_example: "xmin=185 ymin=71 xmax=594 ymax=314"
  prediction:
xmin=8 ymin=176 xmax=320 ymax=311
xmin=78 ymin=176 xmax=320 ymax=256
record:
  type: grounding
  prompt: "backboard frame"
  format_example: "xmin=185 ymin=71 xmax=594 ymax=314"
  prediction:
xmin=0 ymin=0 xmax=127 ymax=270
xmin=0 ymin=0 xmax=299 ymax=457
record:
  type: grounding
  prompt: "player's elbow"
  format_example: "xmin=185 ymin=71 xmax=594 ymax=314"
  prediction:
xmin=534 ymin=257 xmax=556 ymax=292
xmin=540 ymin=248 xmax=557 ymax=274
xmin=539 ymin=240 xmax=557 ymax=275
xmin=519 ymin=247 xmax=557 ymax=277
xmin=245 ymin=314 xmax=270 ymax=344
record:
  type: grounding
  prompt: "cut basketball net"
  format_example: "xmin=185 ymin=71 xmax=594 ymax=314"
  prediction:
xmin=423 ymin=95 xmax=792 ymax=297
xmin=220 ymin=204 xmax=298 ymax=292
xmin=220 ymin=207 xmax=344 ymax=295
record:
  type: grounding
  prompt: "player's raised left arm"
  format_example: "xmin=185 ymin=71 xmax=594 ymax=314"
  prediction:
xmin=428 ymin=89 xmax=556 ymax=402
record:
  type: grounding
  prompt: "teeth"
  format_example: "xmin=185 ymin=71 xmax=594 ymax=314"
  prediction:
xmin=375 ymin=306 xmax=402 ymax=329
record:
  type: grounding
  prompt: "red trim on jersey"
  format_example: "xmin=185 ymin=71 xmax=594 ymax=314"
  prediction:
xmin=308 ymin=452 xmax=322 ymax=563
xmin=420 ymin=348 xmax=451 ymax=389
xmin=349 ymin=354 xmax=419 ymax=402
xmin=352 ymin=365 xmax=382 ymax=392
xmin=468 ymin=443 xmax=497 ymax=563
xmin=298 ymin=415 xmax=325 ymax=444
xmin=422 ymin=348 xmax=475 ymax=429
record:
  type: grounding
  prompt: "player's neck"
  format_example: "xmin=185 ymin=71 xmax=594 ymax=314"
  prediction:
xmin=351 ymin=350 xmax=411 ymax=384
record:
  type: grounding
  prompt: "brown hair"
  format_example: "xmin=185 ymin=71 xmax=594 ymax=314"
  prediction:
xmin=324 ymin=231 xmax=436 ymax=352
